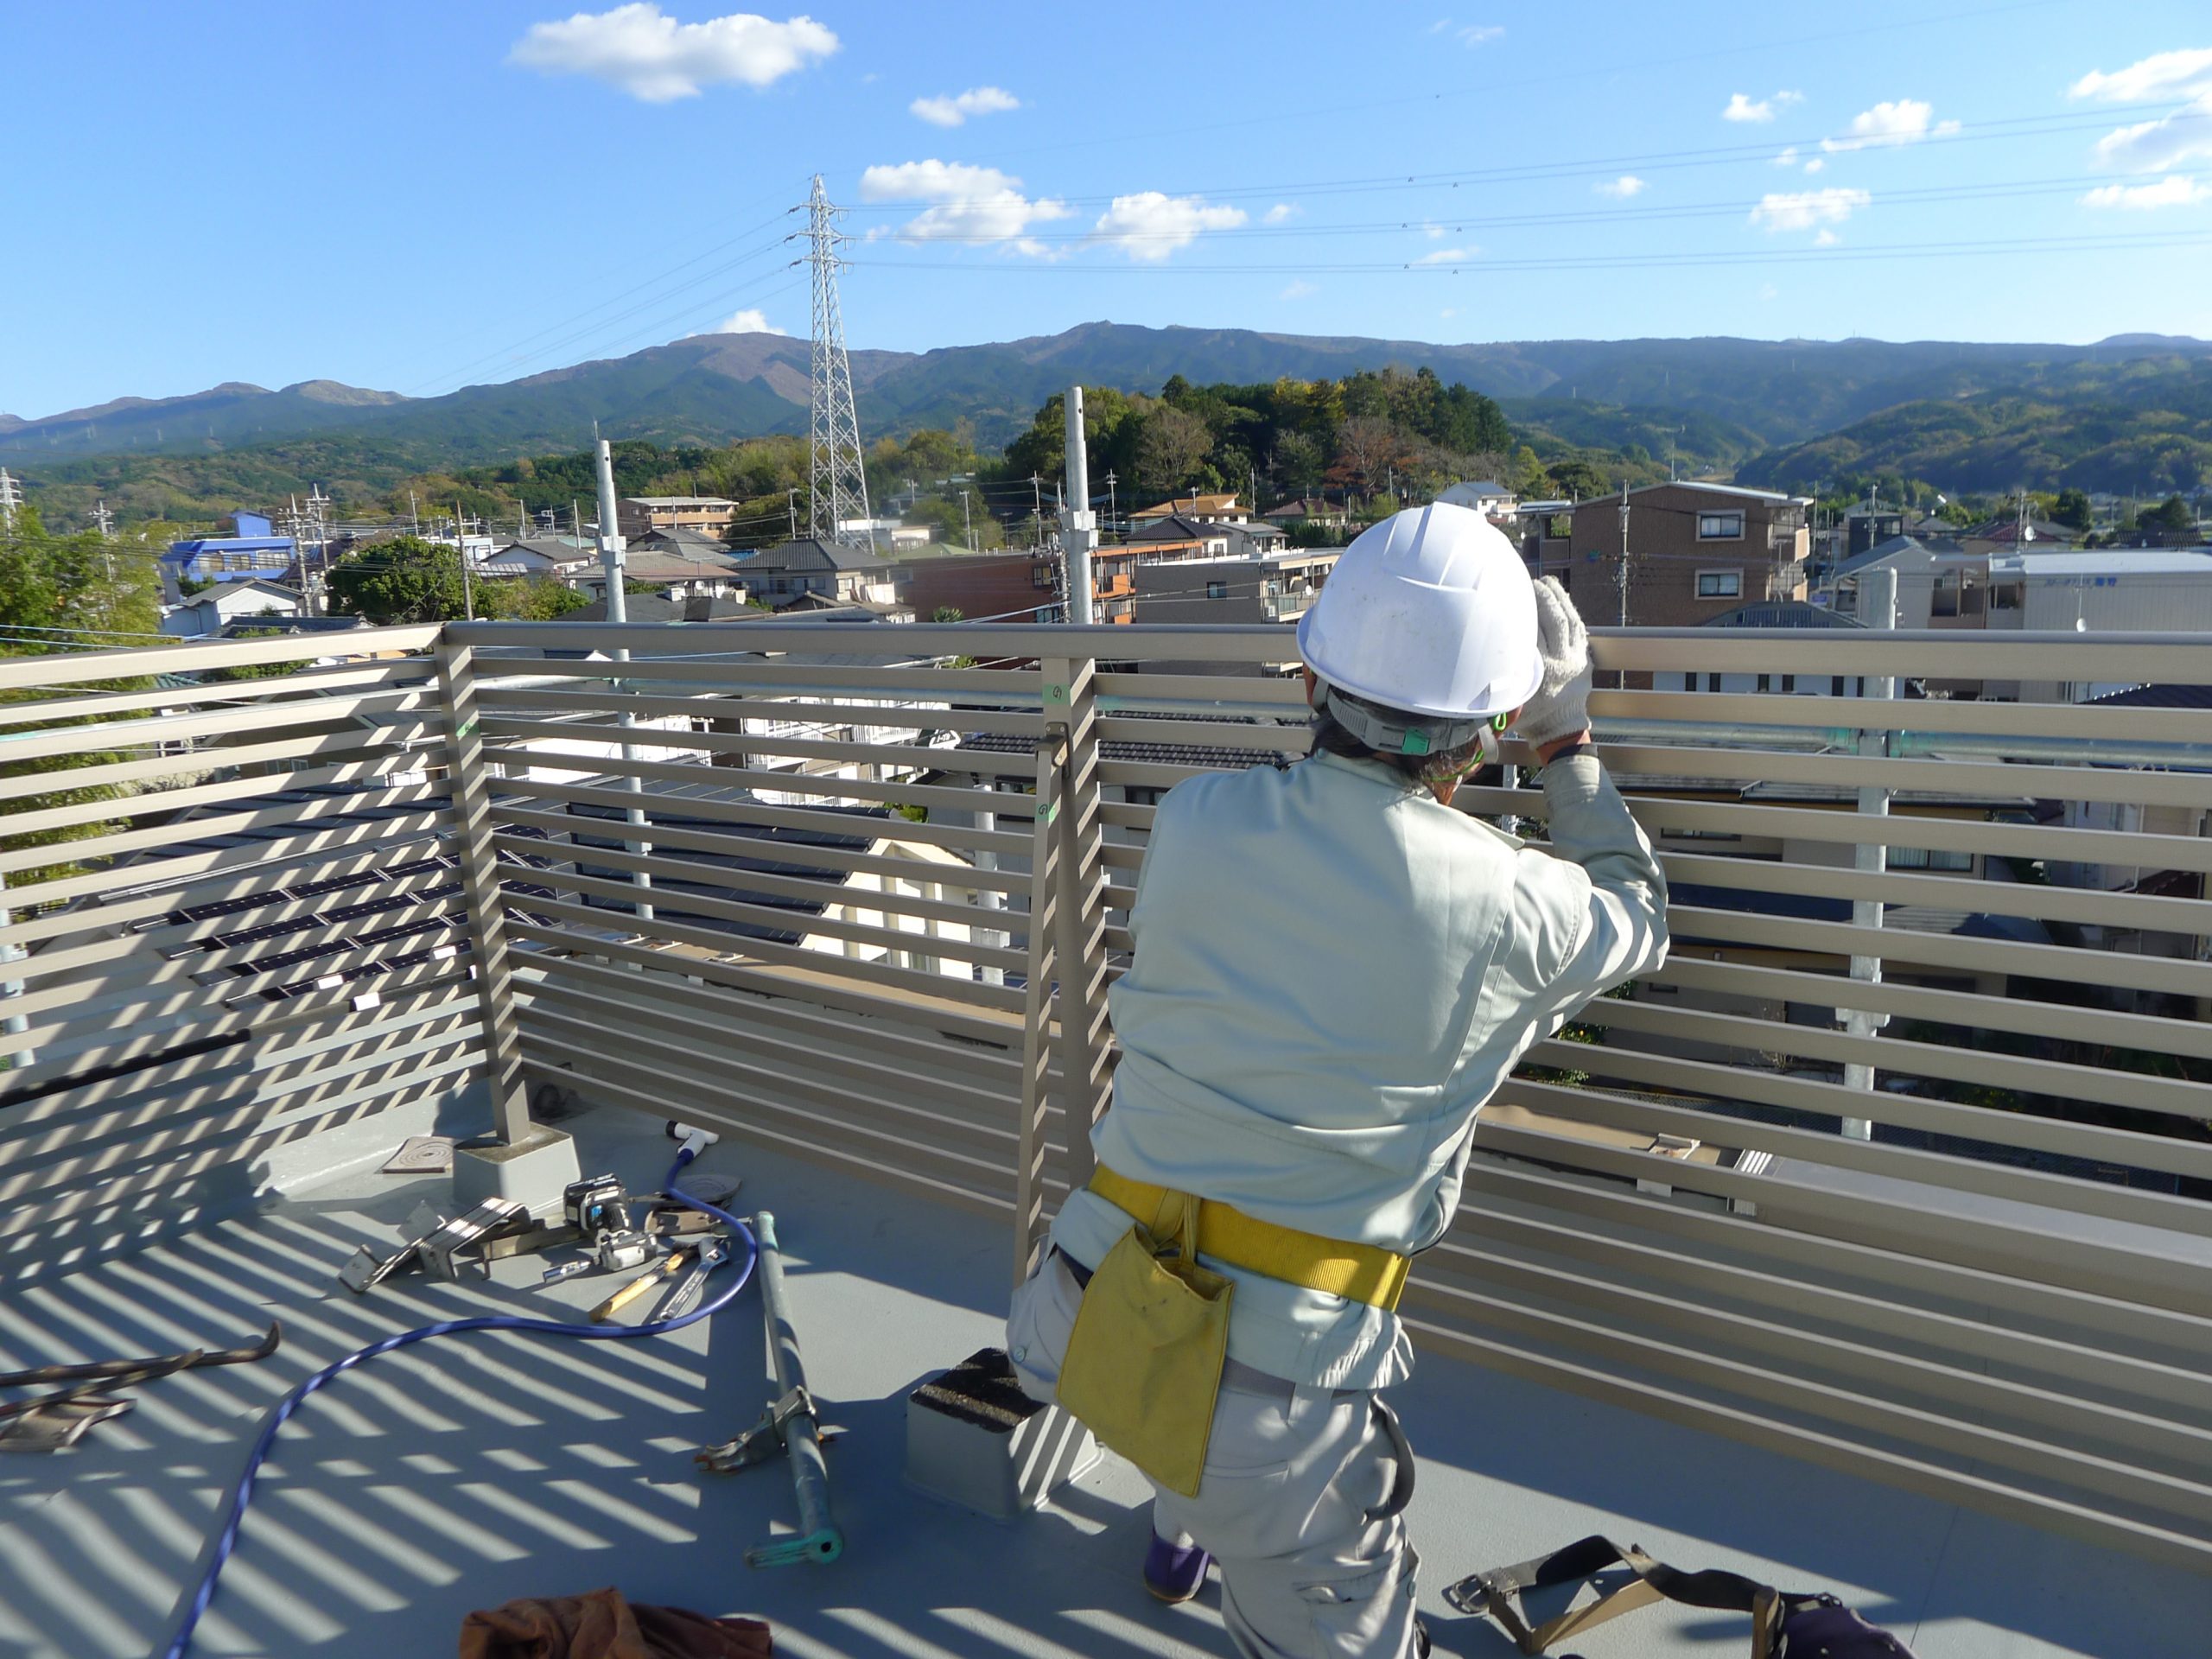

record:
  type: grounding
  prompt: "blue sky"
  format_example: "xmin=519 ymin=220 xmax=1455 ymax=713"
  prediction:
xmin=5 ymin=1 xmax=2211 ymax=418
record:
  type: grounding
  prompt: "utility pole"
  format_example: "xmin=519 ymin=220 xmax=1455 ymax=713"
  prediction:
xmin=1061 ymin=385 xmax=1097 ymax=625
xmin=960 ymin=487 xmax=974 ymax=551
xmin=1029 ymin=474 xmax=1043 ymax=550
xmin=456 ymin=502 xmax=474 ymax=620
xmin=786 ymin=486 xmax=799 ymax=542
xmin=1104 ymin=470 xmax=1117 ymax=537
xmin=410 ymin=490 xmax=421 ymax=535
xmin=1615 ymin=481 xmax=1631 ymax=690
xmin=594 ymin=437 xmax=653 ymax=922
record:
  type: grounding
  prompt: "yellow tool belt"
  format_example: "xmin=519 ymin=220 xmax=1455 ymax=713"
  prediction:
xmin=1088 ymin=1166 xmax=1411 ymax=1313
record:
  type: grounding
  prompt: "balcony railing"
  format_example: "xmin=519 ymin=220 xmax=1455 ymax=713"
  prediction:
xmin=1261 ymin=588 xmax=1318 ymax=620
xmin=4 ymin=620 xmax=2211 ymax=1576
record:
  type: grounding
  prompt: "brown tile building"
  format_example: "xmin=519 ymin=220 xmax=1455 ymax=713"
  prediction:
xmin=1561 ymin=482 xmax=1809 ymax=630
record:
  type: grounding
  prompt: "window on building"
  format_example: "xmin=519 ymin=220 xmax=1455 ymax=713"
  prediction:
xmin=1696 ymin=569 xmax=1743 ymax=598
xmin=1890 ymin=847 xmax=1975 ymax=873
xmin=1932 ymin=575 xmax=1960 ymax=618
xmin=1991 ymin=582 xmax=2023 ymax=612
xmin=1206 ymin=581 xmax=1229 ymax=599
xmin=1697 ymin=512 xmax=1745 ymax=540
xmin=1831 ymin=675 xmax=1847 ymax=697
xmin=1705 ymin=672 xmax=1722 ymax=692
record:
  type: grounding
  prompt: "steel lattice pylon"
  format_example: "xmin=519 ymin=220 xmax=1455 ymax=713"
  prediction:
xmin=807 ymin=175 xmax=871 ymax=546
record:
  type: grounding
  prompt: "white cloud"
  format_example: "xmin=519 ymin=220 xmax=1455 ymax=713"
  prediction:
xmin=1281 ymin=280 xmax=1316 ymax=300
xmin=702 ymin=307 xmax=786 ymax=334
xmin=1772 ymin=146 xmax=1799 ymax=166
xmin=1265 ymin=202 xmax=1300 ymax=223
xmin=2091 ymin=93 xmax=2212 ymax=173
xmin=1091 ymin=192 xmax=1247 ymax=260
xmin=1803 ymin=156 xmax=1826 ymax=173
xmin=1821 ymin=99 xmax=1960 ymax=152
xmin=1757 ymin=283 xmax=1780 ymax=302
xmin=1594 ymin=175 xmax=1646 ymax=198
xmin=1417 ymin=220 xmax=1449 ymax=239
xmin=509 ymin=4 xmax=836 ymax=103
xmin=2069 ymin=48 xmax=2212 ymax=103
xmin=1458 ymin=23 xmax=1503 ymax=46
xmin=1724 ymin=92 xmax=1775 ymax=123
xmin=1773 ymin=89 xmax=1804 ymax=107
xmin=1750 ymin=187 xmax=1871 ymax=232
xmin=1814 ymin=229 xmax=1840 ymax=246
xmin=2080 ymin=174 xmax=2212 ymax=209
xmin=858 ymin=160 xmax=1071 ymax=255
xmin=1413 ymin=245 xmax=1475 ymax=265
xmin=910 ymin=86 xmax=1019 ymax=127
xmin=1440 ymin=307 xmax=1458 ymax=318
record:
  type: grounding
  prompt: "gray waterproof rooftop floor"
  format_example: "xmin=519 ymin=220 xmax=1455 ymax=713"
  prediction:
xmin=3 ymin=1102 xmax=2206 ymax=1658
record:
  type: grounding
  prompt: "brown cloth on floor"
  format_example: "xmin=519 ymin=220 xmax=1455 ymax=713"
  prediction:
xmin=460 ymin=1588 xmax=772 ymax=1659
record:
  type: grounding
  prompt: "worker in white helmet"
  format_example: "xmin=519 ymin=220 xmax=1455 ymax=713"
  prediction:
xmin=1006 ymin=503 xmax=1668 ymax=1659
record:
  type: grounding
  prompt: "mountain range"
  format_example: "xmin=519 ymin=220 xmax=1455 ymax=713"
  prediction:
xmin=8 ymin=323 xmax=2210 ymax=500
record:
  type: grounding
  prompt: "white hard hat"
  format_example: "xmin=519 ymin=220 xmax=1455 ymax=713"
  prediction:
xmin=1296 ymin=503 xmax=1541 ymax=722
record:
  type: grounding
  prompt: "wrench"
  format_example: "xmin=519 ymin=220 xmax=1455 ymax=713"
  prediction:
xmin=651 ymin=1236 xmax=731 ymax=1322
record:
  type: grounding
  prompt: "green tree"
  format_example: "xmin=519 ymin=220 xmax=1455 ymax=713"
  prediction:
xmin=206 ymin=625 xmax=305 ymax=682
xmin=1134 ymin=404 xmax=1213 ymax=501
xmin=1546 ymin=457 xmax=1614 ymax=502
xmin=2050 ymin=488 xmax=2091 ymax=529
xmin=326 ymin=536 xmax=468 ymax=622
xmin=2143 ymin=493 xmax=2194 ymax=531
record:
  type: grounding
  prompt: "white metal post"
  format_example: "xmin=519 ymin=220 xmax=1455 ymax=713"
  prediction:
xmin=594 ymin=439 xmax=653 ymax=920
xmin=1841 ymin=565 xmax=1898 ymax=1140
xmin=1062 ymin=386 xmax=1096 ymax=625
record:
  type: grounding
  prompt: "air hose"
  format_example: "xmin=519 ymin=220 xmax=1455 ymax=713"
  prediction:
xmin=160 ymin=1145 xmax=759 ymax=1659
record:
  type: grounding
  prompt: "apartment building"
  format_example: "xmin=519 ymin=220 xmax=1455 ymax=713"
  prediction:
xmin=1564 ymin=482 xmax=1810 ymax=630
xmin=616 ymin=495 xmax=740 ymax=538
xmin=1130 ymin=549 xmax=1338 ymax=677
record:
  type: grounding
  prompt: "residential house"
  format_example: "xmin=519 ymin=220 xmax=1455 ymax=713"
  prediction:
xmin=160 ymin=579 xmax=304 ymax=639
xmin=1650 ymin=601 xmax=1877 ymax=698
xmin=897 ymin=550 xmax=1063 ymax=626
xmin=737 ymin=538 xmax=905 ymax=607
xmin=1844 ymin=505 xmax=1907 ymax=560
xmin=164 ymin=511 xmax=296 ymax=585
xmin=572 ymin=548 xmax=750 ymax=603
xmin=630 ymin=524 xmax=739 ymax=559
xmin=1130 ymin=549 xmax=1340 ymax=676
xmin=1517 ymin=499 xmax=1577 ymax=576
xmin=616 ymin=496 xmax=739 ymax=538
xmin=1564 ymin=482 xmax=1809 ymax=635
xmin=480 ymin=537 xmax=596 ymax=580
xmin=1829 ymin=537 xmax=1990 ymax=631
xmin=1960 ymin=517 xmax=2079 ymax=556
xmin=1130 ymin=492 xmax=1247 ymax=524
xmin=1989 ymin=550 xmax=2212 ymax=701
xmin=1261 ymin=496 xmax=1349 ymax=532
xmin=1437 ymin=480 xmax=1516 ymax=518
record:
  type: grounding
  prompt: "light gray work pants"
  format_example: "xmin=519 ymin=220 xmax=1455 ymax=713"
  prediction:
xmin=1007 ymin=1251 xmax=1421 ymax=1659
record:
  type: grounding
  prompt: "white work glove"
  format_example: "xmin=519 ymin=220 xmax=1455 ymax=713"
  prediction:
xmin=1511 ymin=576 xmax=1592 ymax=749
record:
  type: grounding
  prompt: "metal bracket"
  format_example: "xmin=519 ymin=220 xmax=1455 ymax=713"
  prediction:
xmin=337 ymin=1198 xmax=529 ymax=1293
xmin=696 ymin=1386 xmax=823 ymax=1475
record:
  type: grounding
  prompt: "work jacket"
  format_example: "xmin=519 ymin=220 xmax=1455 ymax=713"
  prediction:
xmin=1046 ymin=747 xmax=1669 ymax=1390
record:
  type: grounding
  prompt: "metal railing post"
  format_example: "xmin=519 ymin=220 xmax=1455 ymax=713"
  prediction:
xmin=1840 ymin=568 xmax=1898 ymax=1140
xmin=435 ymin=637 xmax=534 ymax=1144
xmin=1045 ymin=653 xmax=1113 ymax=1160
xmin=1012 ymin=733 xmax=1065 ymax=1286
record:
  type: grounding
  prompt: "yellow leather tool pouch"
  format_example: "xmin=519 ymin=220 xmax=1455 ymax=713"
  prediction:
xmin=1054 ymin=1188 xmax=1233 ymax=1497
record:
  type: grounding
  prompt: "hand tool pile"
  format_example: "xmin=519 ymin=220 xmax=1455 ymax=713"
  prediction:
xmin=334 ymin=1169 xmax=743 ymax=1326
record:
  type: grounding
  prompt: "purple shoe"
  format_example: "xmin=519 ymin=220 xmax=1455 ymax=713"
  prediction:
xmin=1143 ymin=1532 xmax=1213 ymax=1604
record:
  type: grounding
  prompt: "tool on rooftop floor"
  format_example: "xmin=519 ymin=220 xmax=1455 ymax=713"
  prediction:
xmin=651 ymin=1236 xmax=731 ymax=1322
xmin=563 ymin=1172 xmax=631 ymax=1236
xmin=590 ymin=1245 xmax=694 ymax=1325
xmin=161 ymin=1140 xmax=755 ymax=1659
xmin=696 ymin=1210 xmax=843 ymax=1567
xmin=336 ymin=1197 xmax=531 ymax=1293
xmin=0 ymin=1324 xmax=283 ymax=1452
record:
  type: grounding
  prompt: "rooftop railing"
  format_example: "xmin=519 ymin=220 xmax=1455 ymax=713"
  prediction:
xmin=3 ymin=619 xmax=2209 ymax=1575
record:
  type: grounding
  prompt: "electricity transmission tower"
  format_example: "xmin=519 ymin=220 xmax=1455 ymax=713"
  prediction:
xmin=0 ymin=468 xmax=20 ymax=532
xmin=806 ymin=174 xmax=870 ymax=545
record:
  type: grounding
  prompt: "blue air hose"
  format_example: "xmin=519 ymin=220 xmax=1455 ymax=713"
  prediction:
xmin=160 ymin=1147 xmax=759 ymax=1659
